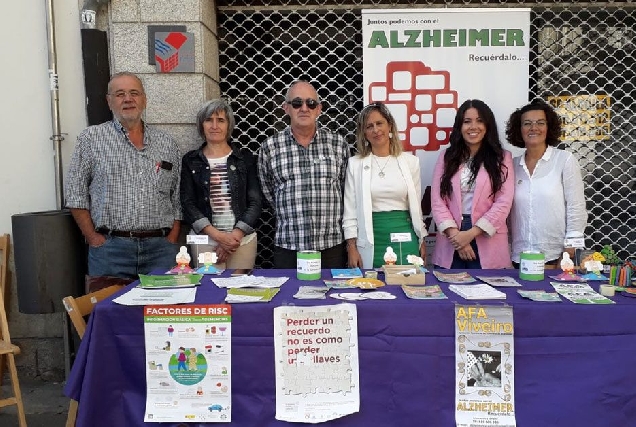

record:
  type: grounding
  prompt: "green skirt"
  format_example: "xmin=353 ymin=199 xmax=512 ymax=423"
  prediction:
xmin=372 ymin=210 xmax=419 ymax=268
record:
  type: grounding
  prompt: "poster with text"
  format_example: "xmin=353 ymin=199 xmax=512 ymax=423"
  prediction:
xmin=363 ymin=8 xmax=530 ymax=242
xmin=274 ymin=303 xmax=359 ymax=423
xmin=455 ymin=305 xmax=516 ymax=427
xmin=144 ymin=304 xmax=232 ymax=423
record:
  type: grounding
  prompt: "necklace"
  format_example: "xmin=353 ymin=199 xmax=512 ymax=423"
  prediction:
xmin=372 ymin=154 xmax=391 ymax=178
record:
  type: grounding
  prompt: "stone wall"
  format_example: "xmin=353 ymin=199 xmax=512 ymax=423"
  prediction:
xmin=110 ymin=0 xmax=220 ymax=153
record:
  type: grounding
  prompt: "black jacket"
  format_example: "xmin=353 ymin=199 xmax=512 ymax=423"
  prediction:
xmin=180 ymin=143 xmax=262 ymax=235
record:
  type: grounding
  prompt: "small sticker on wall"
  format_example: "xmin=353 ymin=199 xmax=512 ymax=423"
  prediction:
xmin=154 ymin=32 xmax=195 ymax=73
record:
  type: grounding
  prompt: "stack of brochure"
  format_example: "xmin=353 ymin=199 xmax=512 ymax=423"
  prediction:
xmin=448 ymin=283 xmax=507 ymax=300
xmin=476 ymin=276 xmax=522 ymax=287
xmin=138 ymin=274 xmax=203 ymax=288
xmin=225 ymin=287 xmax=280 ymax=303
xmin=550 ymin=282 xmax=614 ymax=304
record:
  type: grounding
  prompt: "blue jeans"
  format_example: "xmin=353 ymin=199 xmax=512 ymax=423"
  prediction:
xmin=88 ymin=236 xmax=178 ymax=279
xmin=450 ymin=215 xmax=482 ymax=269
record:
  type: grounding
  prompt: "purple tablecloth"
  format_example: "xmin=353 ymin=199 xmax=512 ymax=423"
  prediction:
xmin=65 ymin=269 xmax=636 ymax=426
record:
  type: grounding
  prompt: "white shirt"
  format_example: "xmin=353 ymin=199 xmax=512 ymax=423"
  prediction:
xmin=342 ymin=152 xmax=426 ymax=268
xmin=208 ymin=155 xmax=235 ymax=232
xmin=460 ymin=159 xmax=476 ymax=215
xmin=187 ymin=154 xmax=255 ymax=248
xmin=370 ymin=155 xmax=408 ymax=212
xmin=510 ymin=146 xmax=587 ymax=263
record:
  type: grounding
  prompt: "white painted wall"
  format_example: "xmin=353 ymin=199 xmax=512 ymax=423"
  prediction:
xmin=0 ymin=0 xmax=87 ymax=235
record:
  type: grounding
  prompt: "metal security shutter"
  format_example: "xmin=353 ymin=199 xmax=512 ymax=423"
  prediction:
xmin=218 ymin=2 xmax=636 ymax=267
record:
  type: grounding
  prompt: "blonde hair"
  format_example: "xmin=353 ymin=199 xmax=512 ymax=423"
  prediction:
xmin=355 ymin=103 xmax=403 ymax=157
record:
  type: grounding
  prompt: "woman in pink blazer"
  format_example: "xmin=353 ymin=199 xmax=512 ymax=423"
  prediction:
xmin=431 ymin=99 xmax=514 ymax=269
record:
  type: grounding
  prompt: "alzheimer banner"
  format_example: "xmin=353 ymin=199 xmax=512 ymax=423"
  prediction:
xmin=362 ymin=8 xmax=530 ymax=235
xmin=455 ymin=305 xmax=516 ymax=427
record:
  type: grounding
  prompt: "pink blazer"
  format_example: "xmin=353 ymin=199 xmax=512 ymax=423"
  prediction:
xmin=431 ymin=149 xmax=514 ymax=269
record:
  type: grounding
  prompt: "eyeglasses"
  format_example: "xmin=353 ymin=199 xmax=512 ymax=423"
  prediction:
xmin=522 ymin=120 xmax=547 ymax=128
xmin=287 ymin=97 xmax=319 ymax=110
xmin=109 ymin=90 xmax=144 ymax=99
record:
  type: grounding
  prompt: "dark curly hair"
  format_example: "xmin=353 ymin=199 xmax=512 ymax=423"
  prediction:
xmin=505 ymin=99 xmax=561 ymax=148
xmin=439 ymin=99 xmax=508 ymax=199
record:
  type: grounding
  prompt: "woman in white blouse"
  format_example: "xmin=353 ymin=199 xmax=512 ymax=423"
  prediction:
xmin=505 ymin=100 xmax=587 ymax=266
xmin=343 ymin=102 xmax=427 ymax=268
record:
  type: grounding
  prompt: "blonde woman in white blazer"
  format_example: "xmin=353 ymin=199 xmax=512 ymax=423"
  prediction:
xmin=343 ymin=103 xmax=427 ymax=268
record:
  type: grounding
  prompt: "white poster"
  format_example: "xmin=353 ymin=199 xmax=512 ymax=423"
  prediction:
xmin=144 ymin=304 xmax=232 ymax=423
xmin=362 ymin=8 xmax=530 ymax=240
xmin=274 ymin=304 xmax=360 ymax=423
xmin=455 ymin=305 xmax=516 ymax=427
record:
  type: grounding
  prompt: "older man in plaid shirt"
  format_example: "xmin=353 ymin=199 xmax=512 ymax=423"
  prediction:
xmin=258 ymin=80 xmax=350 ymax=268
xmin=65 ymin=72 xmax=182 ymax=280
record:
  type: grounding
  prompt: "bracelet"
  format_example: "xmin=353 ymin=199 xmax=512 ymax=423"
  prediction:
xmin=346 ymin=241 xmax=357 ymax=248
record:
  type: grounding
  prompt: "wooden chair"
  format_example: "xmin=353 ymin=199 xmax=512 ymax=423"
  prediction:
xmin=0 ymin=234 xmax=27 ymax=426
xmin=0 ymin=234 xmax=8 ymax=303
xmin=63 ymin=284 xmax=124 ymax=427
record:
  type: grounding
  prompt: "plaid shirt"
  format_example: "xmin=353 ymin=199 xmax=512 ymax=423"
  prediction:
xmin=65 ymin=119 xmax=182 ymax=231
xmin=258 ymin=127 xmax=349 ymax=251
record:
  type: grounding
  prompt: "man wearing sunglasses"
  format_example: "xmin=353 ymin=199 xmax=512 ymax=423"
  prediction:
xmin=258 ymin=80 xmax=350 ymax=268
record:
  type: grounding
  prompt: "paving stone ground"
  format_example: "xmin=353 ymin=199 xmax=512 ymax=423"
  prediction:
xmin=0 ymin=378 xmax=68 ymax=427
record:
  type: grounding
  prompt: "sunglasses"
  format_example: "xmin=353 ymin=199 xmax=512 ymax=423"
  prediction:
xmin=287 ymin=97 xmax=320 ymax=110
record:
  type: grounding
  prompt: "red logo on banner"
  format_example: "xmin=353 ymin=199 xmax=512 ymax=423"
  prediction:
xmin=369 ymin=61 xmax=458 ymax=152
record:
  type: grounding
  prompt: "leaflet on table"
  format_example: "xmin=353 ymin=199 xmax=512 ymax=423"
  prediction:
xmin=331 ymin=268 xmax=363 ymax=278
xmin=138 ymin=274 xmax=203 ymax=288
xmin=449 ymin=283 xmax=507 ymax=300
xmin=456 ymin=305 xmax=516 ymax=427
xmin=294 ymin=286 xmax=330 ymax=299
xmin=274 ymin=304 xmax=360 ymax=423
xmin=550 ymin=282 xmax=615 ymax=304
xmin=225 ymin=287 xmax=280 ymax=303
xmin=330 ymin=291 xmax=396 ymax=301
xmin=211 ymin=276 xmax=289 ymax=288
xmin=324 ymin=280 xmax=358 ymax=289
xmin=517 ymin=290 xmax=562 ymax=302
xmin=113 ymin=287 xmax=197 ymax=305
xmin=476 ymin=276 xmax=522 ymax=287
xmin=433 ymin=271 xmax=477 ymax=284
xmin=402 ymin=284 xmax=447 ymax=299
xmin=143 ymin=304 xmax=232 ymax=423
